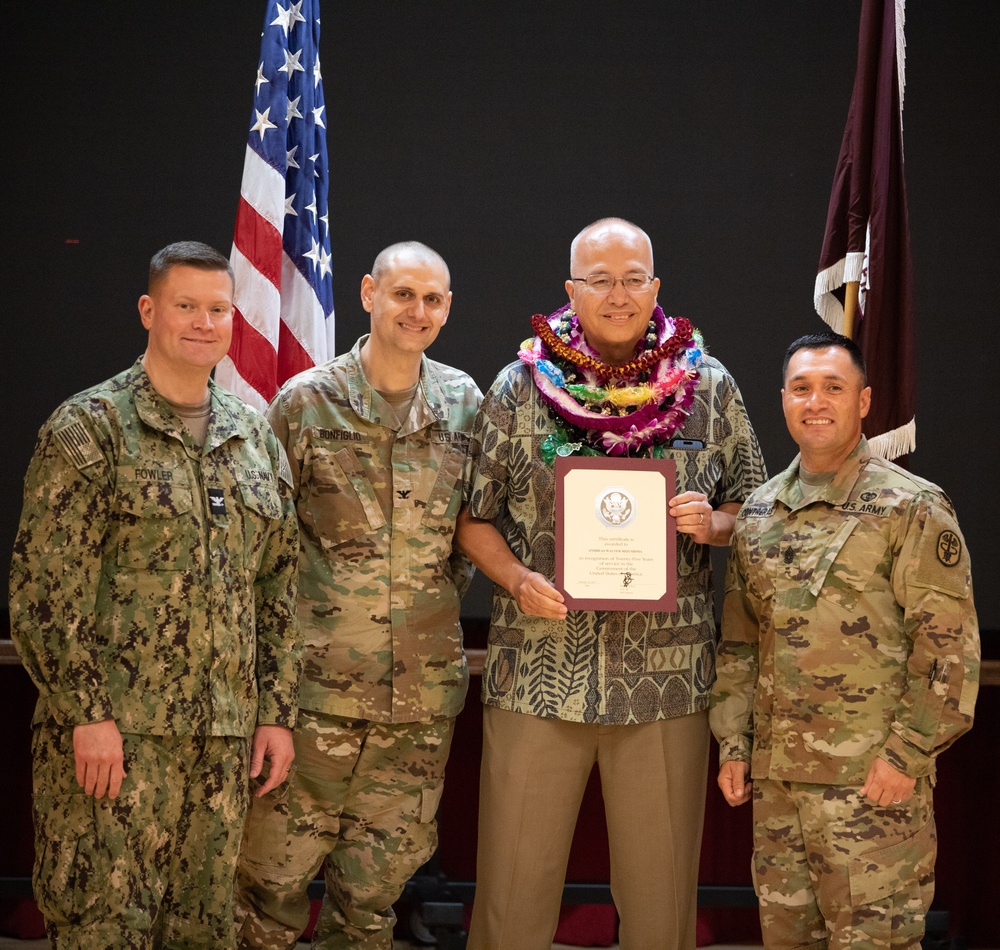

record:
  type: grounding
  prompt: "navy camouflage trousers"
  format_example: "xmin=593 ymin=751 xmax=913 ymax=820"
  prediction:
xmin=32 ymin=724 xmax=249 ymax=949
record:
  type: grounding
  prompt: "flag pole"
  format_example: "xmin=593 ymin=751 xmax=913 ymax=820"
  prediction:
xmin=842 ymin=281 xmax=859 ymax=340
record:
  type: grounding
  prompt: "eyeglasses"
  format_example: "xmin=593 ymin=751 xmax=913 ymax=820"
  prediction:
xmin=570 ymin=274 xmax=655 ymax=294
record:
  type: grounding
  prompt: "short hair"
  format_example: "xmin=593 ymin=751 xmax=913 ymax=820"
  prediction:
xmin=782 ymin=331 xmax=868 ymax=386
xmin=148 ymin=241 xmax=233 ymax=294
xmin=570 ymin=218 xmax=653 ymax=274
xmin=370 ymin=241 xmax=449 ymax=287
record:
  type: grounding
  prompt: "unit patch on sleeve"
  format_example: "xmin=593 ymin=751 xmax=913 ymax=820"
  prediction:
xmin=936 ymin=529 xmax=962 ymax=567
xmin=54 ymin=420 xmax=103 ymax=470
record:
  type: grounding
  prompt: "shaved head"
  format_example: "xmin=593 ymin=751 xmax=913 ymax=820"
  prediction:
xmin=371 ymin=241 xmax=450 ymax=288
xmin=564 ymin=218 xmax=660 ymax=364
xmin=570 ymin=218 xmax=654 ymax=276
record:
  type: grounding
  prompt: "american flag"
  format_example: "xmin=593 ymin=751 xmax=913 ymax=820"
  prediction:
xmin=216 ymin=0 xmax=335 ymax=412
xmin=814 ymin=0 xmax=915 ymax=460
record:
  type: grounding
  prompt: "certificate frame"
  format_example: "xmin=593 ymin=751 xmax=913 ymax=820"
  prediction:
xmin=555 ymin=455 xmax=676 ymax=612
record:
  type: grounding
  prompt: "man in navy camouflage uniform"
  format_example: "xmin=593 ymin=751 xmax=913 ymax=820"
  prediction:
xmin=9 ymin=241 xmax=301 ymax=949
xmin=711 ymin=331 xmax=979 ymax=950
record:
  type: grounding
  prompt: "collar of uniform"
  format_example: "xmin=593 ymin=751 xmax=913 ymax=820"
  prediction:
xmin=130 ymin=358 xmax=250 ymax=451
xmin=775 ymin=436 xmax=871 ymax=511
xmin=203 ymin=378 xmax=256 ymax=451
xmin=345 ymin=335 xmax=450 ymax=430
xmin=131 ymin=359 xmax=184 ymax=438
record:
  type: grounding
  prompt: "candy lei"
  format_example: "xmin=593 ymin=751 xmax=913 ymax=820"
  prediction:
xmin=518 ymin=304 xmax=705 ymax=458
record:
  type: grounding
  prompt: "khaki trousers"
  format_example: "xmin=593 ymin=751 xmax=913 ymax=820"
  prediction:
xmin=467 ymin=705 xmax=710 ymax=950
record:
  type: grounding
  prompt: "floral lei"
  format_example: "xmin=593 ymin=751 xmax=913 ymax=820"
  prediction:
xmin=518 ymin=304 xmax=705 ymax=459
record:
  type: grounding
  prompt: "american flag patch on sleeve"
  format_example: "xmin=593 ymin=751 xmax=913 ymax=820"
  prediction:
xmin=54 ymin=420 xmax=103 ymax=470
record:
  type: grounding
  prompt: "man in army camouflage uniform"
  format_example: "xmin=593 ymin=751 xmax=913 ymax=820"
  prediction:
xmin=711 ymin=331 xmax=980 ymax=950
xmin=235 ymin=241 xmax=482 ymax=949
xmin=457 ymin=218 xmax=767 ymax=950
xmin=8 ymin=241 xmax=302 ymax=949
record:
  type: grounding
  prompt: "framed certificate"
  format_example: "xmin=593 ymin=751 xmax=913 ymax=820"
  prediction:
xmin=555 ymin=456 xmax=676 ymax=612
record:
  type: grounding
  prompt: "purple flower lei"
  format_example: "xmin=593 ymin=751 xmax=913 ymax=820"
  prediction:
xmin=518 ymin=304 xmax=704 ymax=456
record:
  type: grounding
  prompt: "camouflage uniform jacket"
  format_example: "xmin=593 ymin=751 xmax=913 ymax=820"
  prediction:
xmin=464 ymin=356 xmax=766 ymax=725
xmin=9 ymin=359 xmax=301 ymax=737
xmin=710 ymin=438 xmax=979 ymax=784
xmin=267 ymin=337 xmax=482 ymax=724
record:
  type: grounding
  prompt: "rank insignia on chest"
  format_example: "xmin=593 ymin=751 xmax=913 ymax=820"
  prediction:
xmin=207 ymin=487 xmax=226 ymax=515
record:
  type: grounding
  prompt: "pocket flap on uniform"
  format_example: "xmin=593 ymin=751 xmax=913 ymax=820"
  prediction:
xmin=117 ymin=468 xmax=193 ymax=518
xmin=825 ymin=524 xmax=888 ymax=595
xmin=333 ymin=448 xmax=387 ymax=531
xmin=804 ymin=518 xmax=857 ymax=598
xmin=239 ymin=480 xmax=282 ymax=519
xmin=421 ymin=780 xmax=445 ymax=823
xmin=849 ymin=817 xmax=936 ymax=906
xmin=116 ymin=468 xmax=197 ymax=570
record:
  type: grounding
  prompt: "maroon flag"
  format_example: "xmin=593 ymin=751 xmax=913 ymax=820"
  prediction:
xmin=814 ymin=0 xmax=915 ymax=460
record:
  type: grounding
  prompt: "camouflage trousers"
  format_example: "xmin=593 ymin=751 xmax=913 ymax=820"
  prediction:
xmin=31 ymin=723 xmax=249 ymax=949
xmin=235 ymin=711 xmax=455 ymax=950
xmin=752 ymin=776 xmax=937 ymax=950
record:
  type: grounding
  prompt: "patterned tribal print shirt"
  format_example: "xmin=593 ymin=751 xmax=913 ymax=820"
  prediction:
xmin=464 ymin=356 xmax=766 ymax=725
